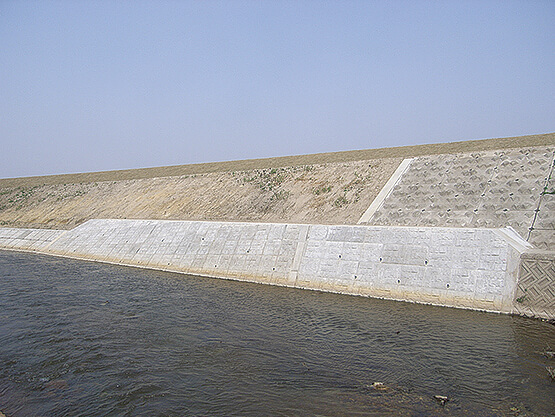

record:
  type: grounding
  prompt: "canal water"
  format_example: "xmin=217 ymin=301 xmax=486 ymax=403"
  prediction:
xmin=0 ymin=250 xmax=553 ymax=417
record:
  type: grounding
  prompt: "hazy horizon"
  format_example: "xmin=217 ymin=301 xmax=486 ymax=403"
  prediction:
xmin=1 ymin=131 xmax=553 ymax=180
xmin=1 ymin=1 xmax=553 ymax=178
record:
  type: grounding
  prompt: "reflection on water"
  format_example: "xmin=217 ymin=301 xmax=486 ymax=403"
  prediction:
xmin=0 ymin=250 xmax=553 ymax=416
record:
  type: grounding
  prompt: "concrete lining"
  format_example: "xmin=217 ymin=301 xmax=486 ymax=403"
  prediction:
xmin=366 ymin=146 xmax=555 ymax=250
xmin=1 ymin=219 xmax=545 ymax=317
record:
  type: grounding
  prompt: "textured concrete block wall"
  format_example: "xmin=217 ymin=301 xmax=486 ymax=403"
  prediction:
xmin=364 ymin=146 xmax=555 ymax=250
xmin=513 ymin=250 xmax=555 ymax=319
xmin=0 ymin=219 xmax=531 ymax=315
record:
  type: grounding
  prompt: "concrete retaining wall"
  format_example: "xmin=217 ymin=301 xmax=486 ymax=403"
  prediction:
xmin=1 ymin=219 xmax=543 ymax=317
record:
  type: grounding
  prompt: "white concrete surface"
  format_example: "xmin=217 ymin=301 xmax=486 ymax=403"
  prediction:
xmin=0 ymin=227 xmax=66 ymax=252
xmin=0 ymin=219 xmax=534 ymax=314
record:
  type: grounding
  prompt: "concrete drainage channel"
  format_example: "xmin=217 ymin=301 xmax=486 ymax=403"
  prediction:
xmin=1 ymin=218 xmax=553 ymax=319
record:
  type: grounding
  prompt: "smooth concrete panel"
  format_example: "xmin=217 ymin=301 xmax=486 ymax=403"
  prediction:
xmin=0 ymin=227 xmax=65 ymax=252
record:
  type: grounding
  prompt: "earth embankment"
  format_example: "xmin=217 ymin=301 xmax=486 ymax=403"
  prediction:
xmin=0 ymin=133 xmax=553 ymax=248
xmin=0 ymin=158 xmax=402 ymax=229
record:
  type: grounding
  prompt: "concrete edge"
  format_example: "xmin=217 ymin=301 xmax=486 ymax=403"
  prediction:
xmin=1 ymin=220 xmax=537 ymax=237
xmin=492 ymin=227 xmax=534 ymax=253
xmin=358 ymin=158 xmax=413 ymax=224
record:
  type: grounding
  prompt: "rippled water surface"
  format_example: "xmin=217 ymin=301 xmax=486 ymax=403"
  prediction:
xmin=0 ymin=250 xmax=554 ymax=416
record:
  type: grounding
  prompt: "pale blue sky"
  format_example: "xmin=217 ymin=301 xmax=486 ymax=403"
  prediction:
xmin=1 ymin=0 xmax=553 ymax=178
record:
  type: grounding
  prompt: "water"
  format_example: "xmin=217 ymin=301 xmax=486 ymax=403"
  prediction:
xmin=0 ymin=250 xmax=553 ymax=417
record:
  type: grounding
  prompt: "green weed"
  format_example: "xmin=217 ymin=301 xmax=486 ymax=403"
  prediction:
xmin=333 ymin=196 xmax=349 ymax=207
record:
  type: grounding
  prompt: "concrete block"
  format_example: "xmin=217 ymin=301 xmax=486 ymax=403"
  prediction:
xmin=308 ymin=225 xmax=328 ymax=240
xmin=339 ymin=260 xmax=358 ymax=278
xmin=299 ymin=258 xmax=320 ymax=276
xmin=0 ymin=218 xmax=539 ymax=316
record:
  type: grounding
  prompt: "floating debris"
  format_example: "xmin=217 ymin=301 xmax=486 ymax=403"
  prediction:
xmin=547 ymin=366 xmax=555 ymax=380
xmin=434 ymin=395 xmax=449 ymax=406
xmin=371 ymin=382 xmax=387 ymax=391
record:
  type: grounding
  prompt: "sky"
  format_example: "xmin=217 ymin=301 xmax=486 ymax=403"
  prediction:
xmin=1 ymin=1 xmax=553 ymax=178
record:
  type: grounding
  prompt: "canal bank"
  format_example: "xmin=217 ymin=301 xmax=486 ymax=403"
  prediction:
xmin=1 ymin=218 xmax=553 ymax=319
xmin=1 ymin=134 xmax=553 ymax=250
xmin=1 ymin=134 xmax=553 ymax=320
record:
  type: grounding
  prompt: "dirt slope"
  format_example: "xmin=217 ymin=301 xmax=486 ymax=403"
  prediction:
xmin=1 ymin=133 xmax=553 ymax=230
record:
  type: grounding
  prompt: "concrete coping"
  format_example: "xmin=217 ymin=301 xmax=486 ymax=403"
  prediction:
xmin=520 ymin=249 xmax=555 ymax=261
xmin=492 ymin=227 xmax=533 ymax=253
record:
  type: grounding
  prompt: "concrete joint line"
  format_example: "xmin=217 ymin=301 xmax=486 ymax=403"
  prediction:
xmin=358 ymin=158 xmax=413 ymax=224
xmin=291 ymin=225 xmax=310 ymax=286
xmin=42 ymin=230 xmax=69 ymax=251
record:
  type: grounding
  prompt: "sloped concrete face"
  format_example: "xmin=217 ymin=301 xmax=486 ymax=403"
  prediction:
xmin=298 ymin=225 xmax=527 ymax=313
xmin=362 ymin=146 xmax=555 ymax=250
xmin=0 ymin=227 xmax=66 ymax=251
xmin=0 ymin=219 xmax=538 ymax=316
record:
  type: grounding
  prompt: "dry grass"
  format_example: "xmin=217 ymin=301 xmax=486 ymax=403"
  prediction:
xmin=1 ymin=133 xmax=553 ymax=188
xmin=1 ymin=132 xmax=553 ymax=231
xmin=0 ymin=159 xmax=402 ymax=229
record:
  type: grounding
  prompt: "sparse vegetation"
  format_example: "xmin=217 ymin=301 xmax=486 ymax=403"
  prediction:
xmin=270 ymin=190 xmax=290 ymax=202
xmin=334 ymin=196 xmax=349 ymax=208
xmin=243 ymin=168 xmax=290 ymax=192
xmin=0 ymin=157 xmax=402 ymax=228
xmin=313 ymin=185 xmax=332 ymax=195
xmin=516 ymin=289 xmax=528 ymax=303
xmin=0 ymin=186 xmax=40 ymax=209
